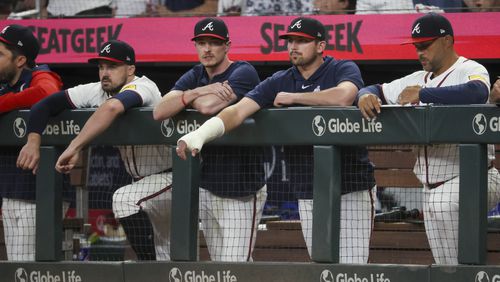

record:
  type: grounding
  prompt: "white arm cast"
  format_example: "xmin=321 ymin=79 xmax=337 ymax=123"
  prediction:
xmin=177 ymin=116 xmax=225 ymax=152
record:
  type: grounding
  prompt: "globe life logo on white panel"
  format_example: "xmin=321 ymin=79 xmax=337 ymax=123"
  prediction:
xmin=312 ymin=115 xmax=326 ymax=136
xmin=15 ymin=268 xmax=28 ymax=282
xmin=161 ymin=118 xmax=175 ymax=137
xmin=169 ymin=267 xmax=182 ymax=282
xmin=473 ymin=113 xmax=487 ymax=135
xmin=13 ymin=117 xmax=27 ymax=138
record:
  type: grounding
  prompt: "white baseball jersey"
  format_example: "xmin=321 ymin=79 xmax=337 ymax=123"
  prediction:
xmin=381 ymin=56 xmax=492 ymax=185
xmin=67 ymin=75 xmax=172 ymax=178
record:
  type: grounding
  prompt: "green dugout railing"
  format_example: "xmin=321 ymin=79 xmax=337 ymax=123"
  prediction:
xmin=0 ymin=105 xmax=498 ymax=264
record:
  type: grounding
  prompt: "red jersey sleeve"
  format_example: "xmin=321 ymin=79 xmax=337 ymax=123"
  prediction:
xmin=0 ymin=71 xmax=63 ymax=113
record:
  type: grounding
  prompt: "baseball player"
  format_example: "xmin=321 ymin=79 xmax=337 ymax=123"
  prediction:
xmin=153 ymin=17 xmax=266 ymax=262
xmin=356 ymin=13 xmax=500 ymax=264
xmin=17 ymin=40 xmax=172 ymax=261
xmin=0 ymin=24 xmax=65 ymax=261
xmin=175 ymin=17 xmax=376 ymax=264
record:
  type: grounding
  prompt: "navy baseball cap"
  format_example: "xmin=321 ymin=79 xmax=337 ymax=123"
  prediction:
xmin=402 ymin=13 xmax=454 ymax=45
xmin=88 ymin=40 xmax=135 ymax=65
xmin=0 ymin=24 xmax=40 ymax=61
xmin=279 ymin=17 xmax=326 ymax=41
xmin=191 ymin=17 xmax=229 ymax=41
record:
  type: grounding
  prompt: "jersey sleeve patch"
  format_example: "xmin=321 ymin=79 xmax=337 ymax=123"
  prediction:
xmin=121 ymin=84 xmax=137 ymax=92
xmin=468 ymin=75 xmax=487 ymax=83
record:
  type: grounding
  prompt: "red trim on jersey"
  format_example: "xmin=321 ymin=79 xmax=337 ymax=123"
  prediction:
xmin=64 ymin=90 xmax=77 ymax=109
xmin=378 ymin=85 xmax=388 ymax=105
xmin=136 ymin=185 xmax=172 ymax=206
xmin=0 ymin=70 xmax=63 ymax=113
xmin=424 ymin=72 xmax=431 ymax=84
xmin=367 ymin=187 xmax=375 ymax=263
xmin=425 ymin=146 xmax=430 ymax=186
xmin=246 ymin=193 xmax=258 ymax=262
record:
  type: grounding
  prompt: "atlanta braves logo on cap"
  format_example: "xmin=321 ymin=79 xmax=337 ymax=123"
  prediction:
xmin=290 ymin=20 xmax=302 ymax=30
xmin=279 ymin=17 xmax=326 ymax=41
xmin=202 ymin=22 xmax=215 ymax=31
xmin=101 ymin=43 xmax=112 ymax=54
xmin=192 ymin=17 xmax=229 ymax=41
xmin=403 ymin=13 xmax=454 ymax=44
xmin=412 ymin=23 xmax=421 ymax=35
xmin=88 ymin=40 xmax=135 ymax=65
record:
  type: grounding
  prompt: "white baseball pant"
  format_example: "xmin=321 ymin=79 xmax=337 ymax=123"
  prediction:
xmin=199 ymin=185 xmax=267 ymax=262
xmin=424 ymin=167 xmax=500 ymax=265
xmin=298 ymin=187 xmax=375 ymax=263
xmin=112 ymin=172 xmax=172 ymax=261
xmin=2 ymin=198 xmax=69 ymax=261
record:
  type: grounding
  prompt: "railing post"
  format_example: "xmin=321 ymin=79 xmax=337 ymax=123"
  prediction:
xmin=171 ymin=149 xmax=200 ymax=261
xmin=458 ymin=144 xmax=488 ymax=264
xmin=36 ymin=146 xmax=63 ymax=261
xmin=311 ymin=145 xmax=341 ymax=263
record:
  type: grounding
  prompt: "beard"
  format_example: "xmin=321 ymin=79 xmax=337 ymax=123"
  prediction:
xmin=0 ymin=63 xmax=18 ymax=85
xmin=289 ymin=52 xmax=315 ymax=68
xmin=101 ymin=79 xmax=124 ymax=96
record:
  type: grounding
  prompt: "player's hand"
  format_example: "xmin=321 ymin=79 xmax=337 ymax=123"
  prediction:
xmin=273 ymin=92 xmax=295 ymax=107
xmin=176 ymin=132 xmax=203 ymax=160
xmin=490 ymin=78 xmax=500 ymax=104
xmin=16 ymin=141 xmax=40 ymax=175
xmin=398 ymin=85 xmax=421 ymax=105
xmin=55 ymin=147 xmax=80 ymax=174
xmin=357 ymin=94 xmax=382 ymax=120
xmin=175 ymin=140 xmax=199 ymax=160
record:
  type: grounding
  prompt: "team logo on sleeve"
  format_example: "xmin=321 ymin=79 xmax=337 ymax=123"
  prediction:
xmin=13 ymin=117 xmax=27 ymax=138
xmin=161 ymin=118 xmax=175 ymax=137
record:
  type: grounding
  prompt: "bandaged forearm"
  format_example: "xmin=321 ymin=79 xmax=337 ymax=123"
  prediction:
xmin=177 ymin=117 xmax=225 ymax=152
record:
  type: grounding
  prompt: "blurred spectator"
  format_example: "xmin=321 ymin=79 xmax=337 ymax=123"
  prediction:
xmin=46 ymin=0 xmax=114 ymax=18
xmin=164 ymin=0 xmax=204 ymax=11
xmin=218 ymin=0 xmax=241 ymax=15
xmin=158 ymin=0 xmax=216 ymax=16
xmin=0 ymin=0 xmax=13 ymax=19
xmin=356 ymin=0 xmax=444 ymax=14
xmin=356 ymin=0 xmax=416 ymax=14
xmin=417 ymin=0 xmax=463 ymax=12
xmin=113 ymin=0 xmax=161 ymax=17
xmin=218 ymin=0 xmax=315 ymax=16
xmin=463 ymin=0 xmax=500 ymax=11
xmin=314 ymin=0 xmax=356 ymax=14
